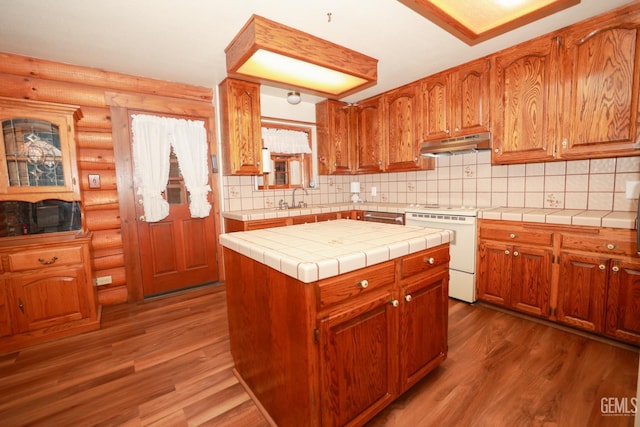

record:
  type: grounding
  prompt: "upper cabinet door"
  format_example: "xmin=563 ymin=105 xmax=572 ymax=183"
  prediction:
xmin=452 ymin=58 xmax=490 ymax=137
xmin=353 ymin=95 xmax=384 ymax=174
xmin=316 ymin=99 xmax=353 ymax=175
xmin=558 ymin=14 xmax=640 ymax=159
xmin=492 ymin=37 xmax=561 ymax=164
xmin=420 ymin=72 xmax=450 ymax=142
xmin=219 ymin=78 xmax=262 ymax=175
xmin=383 ymin=83 xmax=422 ymax=172
xmin=0 ymin=97 xmax=82 ymax=203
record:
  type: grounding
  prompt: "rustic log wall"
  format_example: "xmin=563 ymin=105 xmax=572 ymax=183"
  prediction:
xmin=0 ymin=52 xmax=215 ymax=306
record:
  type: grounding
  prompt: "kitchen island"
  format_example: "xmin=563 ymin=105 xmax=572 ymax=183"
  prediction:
xmin=220 ymin=220 xmax=452 ymax=426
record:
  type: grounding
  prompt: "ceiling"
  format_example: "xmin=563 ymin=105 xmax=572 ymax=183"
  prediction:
xmin=0 ymin=0 xmax=635 ymax=104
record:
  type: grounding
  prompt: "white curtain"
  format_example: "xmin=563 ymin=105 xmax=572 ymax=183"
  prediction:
xmin=131 ymin=114 xmax=211 ymax=222
xmin=169 ymin=119 xmax=211 ymax=218
xmin=132 ymin=115 xmax=171 ymax=222
xmin=261 ymin=127 xmax=311 ymax=154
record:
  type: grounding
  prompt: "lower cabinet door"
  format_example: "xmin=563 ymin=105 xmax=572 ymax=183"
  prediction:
xmin=510 ymin=245 xmax=552 ymax=317
xmin=477 ymin=241 xmax=512 ymax=305
xmin=399 ymin=269 xmax=448 ymax=393
xmin=606 ymin=259 xmax=640 ymax=345
xmin=319 ymin=290 xmax=397 ymax=427
xmin=8 ymin=267 xmax=89 ymax=333
xmin=557 ymin=252 xmax=607 ymax=332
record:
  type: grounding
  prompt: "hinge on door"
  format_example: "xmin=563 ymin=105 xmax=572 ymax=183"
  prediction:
xmin=314 ymin=328 xmax=320 ymax=344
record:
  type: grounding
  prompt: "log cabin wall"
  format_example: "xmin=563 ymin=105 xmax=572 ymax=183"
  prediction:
xmin=0 ymin=52 xmax=216 ymax=306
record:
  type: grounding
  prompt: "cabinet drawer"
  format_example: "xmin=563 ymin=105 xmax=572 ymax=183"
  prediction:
xmin=318 ymin=261 xmax=395 ymax=310
xmin=479 ymin=226 xmax=553 ymax=246
xmin=561 ymin=234 xmax=636 ymax=256
xmin=7 ymin=246 xmax=83 ymax=272
xmin=400 ymin=245 xmax=450 ymax=279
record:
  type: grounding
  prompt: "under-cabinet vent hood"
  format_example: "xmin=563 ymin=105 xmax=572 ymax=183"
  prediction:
xmin=420 ymin=132 xmax=491 ymax=157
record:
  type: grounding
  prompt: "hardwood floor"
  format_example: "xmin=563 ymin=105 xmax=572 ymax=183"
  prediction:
xmin=0 ymin=284 xmax=637 ymax=426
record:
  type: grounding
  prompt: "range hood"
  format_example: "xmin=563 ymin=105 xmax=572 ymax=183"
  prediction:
xmin=420 ymin=132 xmax=491 ymax=157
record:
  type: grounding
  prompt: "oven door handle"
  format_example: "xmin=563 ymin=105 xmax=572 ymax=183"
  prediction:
xmin=364 ymin=213 xmax=404 ymax=223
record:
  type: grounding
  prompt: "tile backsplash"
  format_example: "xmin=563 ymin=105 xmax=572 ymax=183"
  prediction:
xmin=222 ymin=151 xmax=640 ymax=212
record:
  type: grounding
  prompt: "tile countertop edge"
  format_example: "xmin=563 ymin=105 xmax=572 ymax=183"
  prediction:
xmin=219 ymin=220 xmax=453 ymax=283
xmin=478 ymin=207 xmax=637 ymax=230
xmin=221 ymin=202 xmax=407 ymax=221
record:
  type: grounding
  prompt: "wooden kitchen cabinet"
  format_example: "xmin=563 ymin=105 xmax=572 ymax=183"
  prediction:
xmin=224 ymin=243 xmax=449 ymax=426
xmin=382 ymin=83 xmax=423 ymax=172
xmin=605 ymin=258 xmax=640 ymax=345
xmin=316 ymin=99 xmax=353 ymax=175
xmin=491 ymin=36 xmax=561 ymax=164
xmin=557 ymin=11 xmax=640 ymax=159
xmin=0 ymin=97 xmax=82 ymax=202
xmin=421 ymin=58 xmax=490 ymax=143
xmin=353 ymin=95 xmax=384 ymax=174
xmin=219 ymin=78 xmax=262 ymax=175
xmin=477 ymin=221 xmax=553 ymax=318
xmin=0 ymin=232 xmax=99 ymax=352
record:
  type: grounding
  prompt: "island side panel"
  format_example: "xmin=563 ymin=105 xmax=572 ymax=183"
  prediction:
xmin=223 ymin=248 xmax=320 ymax=426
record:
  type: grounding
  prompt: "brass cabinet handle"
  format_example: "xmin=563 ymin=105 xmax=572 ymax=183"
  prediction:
xmin=18 ymin=298 xmax=24 ymax=314
xmin=38 ymin=256 xmax=58 ymax=265
xmin=358 ymin=279 xmax=369 ymax=289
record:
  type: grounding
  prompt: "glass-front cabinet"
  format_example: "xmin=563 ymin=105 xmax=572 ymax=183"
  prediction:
xmin=0 ymin=97 xmax=82 ymax=202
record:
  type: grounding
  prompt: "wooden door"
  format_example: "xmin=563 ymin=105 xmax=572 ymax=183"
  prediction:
xmin=559 ymin=18 xmax=640 ymax=159
xmin=605 ymin=258 xmax=640 ymax=345
xmin=492 ymin=37 xmax=560 ymax=164
xmin=420 ymin=72 xmax=450 ymax=142
xmin=477 ymin=241 xmax=512 ymax=306
xmin=509 ymin=245 xmax=552 ymax=317
xmin=398 ymin=269 xmax=448 ymax=393
xmin=452 ymin=58 xmax=490 ymax=137
xmin=353 ymin=96 xmax=384 ymax=173
xmin=319 ymin=290 xmax=397 ymax=427
xmin=556 ymin=252 xmax=607 ymax=332
xmin=8 ymin=267 xmax=88 ymax=333
xmin=135 ymin=150 xmax=218 ymax=297
xmin=384 ymin=83 xmax=422 ymax=172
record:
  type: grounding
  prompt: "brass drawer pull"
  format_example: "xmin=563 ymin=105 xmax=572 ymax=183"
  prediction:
xmin=38 ymin=256 xmax=58 ymax=265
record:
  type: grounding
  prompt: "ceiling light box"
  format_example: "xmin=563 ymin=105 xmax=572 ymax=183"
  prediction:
xmin=399 ymin=0 xmax=580 ymax=45
xmin=225 ymin=15 xmax=378 ymax=98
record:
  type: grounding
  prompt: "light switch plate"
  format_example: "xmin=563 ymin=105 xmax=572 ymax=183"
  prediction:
xmin=625 ymin=181 xmax=640 ymax=199
xmin=371 ymin=186 xmax=377 ymax=196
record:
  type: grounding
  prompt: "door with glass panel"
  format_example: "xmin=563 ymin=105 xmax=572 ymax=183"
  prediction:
xmin=133 ymin=128 xmax=218 ymax=297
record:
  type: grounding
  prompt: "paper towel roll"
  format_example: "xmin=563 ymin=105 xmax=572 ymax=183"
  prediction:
xmin=262 ymin=148 xmax=272 ymax=174
xmin=350 ymin=181 xmax=360 ymax=193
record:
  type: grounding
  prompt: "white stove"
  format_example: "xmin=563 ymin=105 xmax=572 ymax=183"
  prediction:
xmin=404 ymin=204 xmax=478 ymax=303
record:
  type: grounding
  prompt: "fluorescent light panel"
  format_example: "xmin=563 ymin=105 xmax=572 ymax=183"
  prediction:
xmin=399 ymin=0 xmax=580 ymax=45
xmin=225 ymin=15 xmax=377 ymax=98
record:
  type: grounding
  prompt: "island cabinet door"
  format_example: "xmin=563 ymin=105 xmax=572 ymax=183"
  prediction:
xmin=318 ymin=289 xmax=398 ymax=427
xmin=398 ymin=269 xmax=448 ymax=393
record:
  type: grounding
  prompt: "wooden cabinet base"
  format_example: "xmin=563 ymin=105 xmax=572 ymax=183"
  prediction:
xmin=224 ymin=245 xmax=449 ymax=427
xmin=0 ymin=306 xmax=101 ymax=353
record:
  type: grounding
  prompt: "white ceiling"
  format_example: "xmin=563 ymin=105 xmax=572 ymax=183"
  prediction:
xmin=0 ymin=0 xmax=635 ymax=104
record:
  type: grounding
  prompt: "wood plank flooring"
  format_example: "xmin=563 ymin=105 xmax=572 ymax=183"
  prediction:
xmin=0 ymin=284 xmax=637 ymax=426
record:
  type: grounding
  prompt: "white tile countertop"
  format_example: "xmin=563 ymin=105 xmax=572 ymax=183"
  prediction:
xmin=479 ymin=207 xmax=637 ymax=229
xmin=221 ymin=202 xmax=406 ymax=221
xmin=219 ymin=219 xmax=452 ymax=283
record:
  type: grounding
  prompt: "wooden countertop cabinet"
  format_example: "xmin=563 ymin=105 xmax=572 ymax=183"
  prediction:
xmin=224 ymin=243 xmax=449 ymax=426
xmin=0 ymin=233 xmax=100 ymax=352
xmin=478 ymin=219 xmax=640 ymax=346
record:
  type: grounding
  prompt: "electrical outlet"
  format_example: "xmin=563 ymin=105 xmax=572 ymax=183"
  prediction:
xmin=371 ymin=186 xmax=377 ymax=197
xmin=95 ymin=275 xmax=112 ymax=286
xmin=625 ymin=181 xmax=640 ymax=199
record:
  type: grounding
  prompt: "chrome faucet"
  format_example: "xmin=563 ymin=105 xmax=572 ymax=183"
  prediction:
xmin=292 ymin=187 xmax=309 ymax=208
